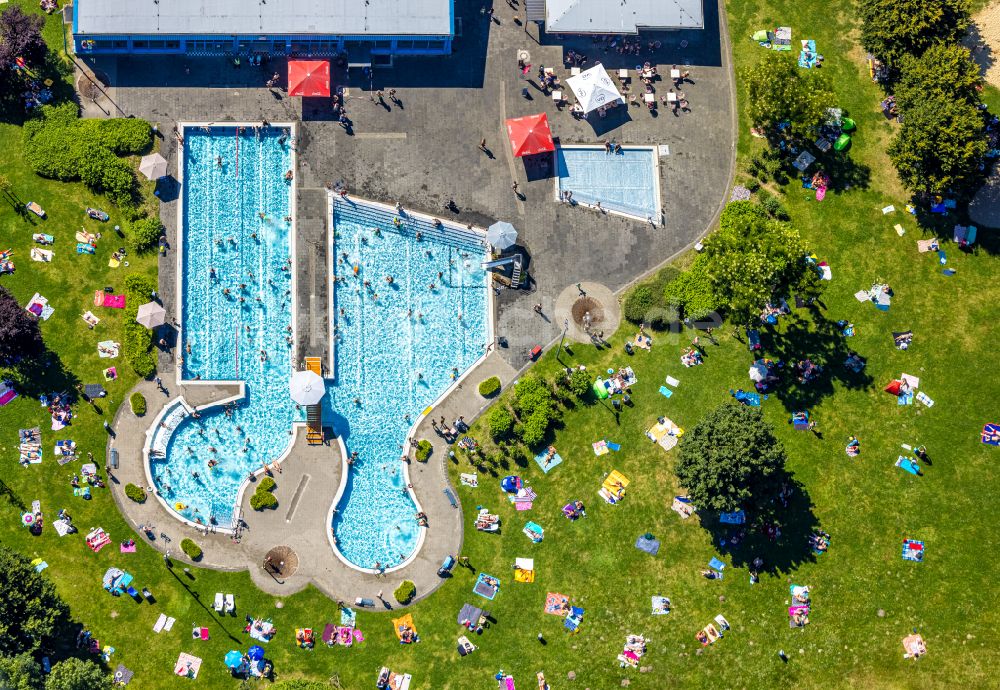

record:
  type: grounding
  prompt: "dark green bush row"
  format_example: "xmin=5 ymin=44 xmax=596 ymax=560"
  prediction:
xmin=511 ymin=375 xmax=558 ymax=447
xmin=257 ymin=476 xmax=276 ymax=492
xmin=122 ymin=275 xmax=157 ymax=378
xmin=124 ymin=483 xmax=146 ymax=503
xmin=488 ymin=404 xmax=514 ymax=441
xmin=250 ymin=491 xmax=278 ymax=510
xmin=477 ymin=376 xmax=501 ymax=397
xmin=129 ymin=392 xmax=146 ymax=416
xmin=129 ymin=216 xmax=163 ymax=254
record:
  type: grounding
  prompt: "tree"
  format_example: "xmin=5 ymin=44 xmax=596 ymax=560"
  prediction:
xmin=664 ymin=255 xmax=721 ymax=321
xmin=0 ymin=546 xmax=71 ymax=656
xmin=676 ymin=404 xmax=787 ymax=516
xmin=487 ymin=404 xmax=515 ymax=440
xmin=0 ymin=287 xmax=45 ymax=366
xmin=895 ymin=44 xmax=982 ymax=113
xmin=0 ymin=6 xmax=47 ymax=70
xmin=0 ymin=653 xmax=43 ymax=690
xmin=45 ymin=659 xmax=107 ymax=690
xmin=888 ymin=96 xmax=988 ymax=199
xmin=702 ymin=202 xmax=822 ymax=325
xmin=860 ymin=0 xmax=971 ymax=71
xmin=742 ymin=51 xmax=835 ymax=141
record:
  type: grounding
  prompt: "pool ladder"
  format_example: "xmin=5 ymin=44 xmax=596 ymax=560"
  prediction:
xmin=305 ymin=357 xmax=324 ymax=445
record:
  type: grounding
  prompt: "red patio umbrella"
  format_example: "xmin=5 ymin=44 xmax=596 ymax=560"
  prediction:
xmin=505 ymin=113 xmax=555 ymax=157
xmin=287 ymin=60 xmax=330 ymax=97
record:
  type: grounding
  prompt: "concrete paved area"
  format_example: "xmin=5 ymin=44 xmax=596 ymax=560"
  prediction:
xmin=90 ymin=0 xmax=735 ymax=604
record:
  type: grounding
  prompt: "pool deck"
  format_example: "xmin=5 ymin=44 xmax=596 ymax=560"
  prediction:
xmin=90 ymin=0 xmax=734 ymax=603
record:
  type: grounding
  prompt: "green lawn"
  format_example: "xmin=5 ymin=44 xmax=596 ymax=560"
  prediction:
xmin=2 ymin=0 xmax=999 ymax=688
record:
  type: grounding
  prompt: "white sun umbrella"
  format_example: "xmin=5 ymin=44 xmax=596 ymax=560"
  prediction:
xmin=748 ymin=361 xmax=768 ymax=383
xmin=289 ymin=369 xmax=325 ymax=405
xmin=135 ymin=301 xmax=167 ymax=329
xmin=486 ymin=221 xmax=518 ymax=250
xmin=565 ymin=63 xmax=623 ymax=113
xmin=138 ymin=153 xmax=169 ymax=180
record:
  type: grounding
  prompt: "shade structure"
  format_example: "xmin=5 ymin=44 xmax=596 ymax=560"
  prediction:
xmin=135 ymin=301 xmax=167 ymax=328
xmin=486 ymin=221 xmax=518 ymax=250
xmin=748 ymin=361 xmax=768 ymax=383
xmin=246 ymin=645 xmax=265 ymax=662
xmin=505 ymin=112 xmax=555 ymax=157
xmin=224 ymin=651 xmax=243 ymax=669
xmin=565 ymin=64 xmax=623 ymax=113
xmin=288 ymin=60 xmax=330 ymax=97
xmin=138 ymin=153 xmax=168 ymax=180
xmin=289 ymin=369 xmax=325 ymax=405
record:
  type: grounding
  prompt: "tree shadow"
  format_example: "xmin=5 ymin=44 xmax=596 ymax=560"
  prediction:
xmin=701 ymin=470 xmax=821 ymax=575
xmin=762 ymin=310 xmax=873 ymax=412
xmin=4 ymin=349 xmax=81 ymax=402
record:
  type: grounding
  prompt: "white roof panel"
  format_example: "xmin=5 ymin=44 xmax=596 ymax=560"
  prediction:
xmin=76 ymin=0 xmax=453 ymax=37
xmin=546 ymin=0 xmax=703 ymax=33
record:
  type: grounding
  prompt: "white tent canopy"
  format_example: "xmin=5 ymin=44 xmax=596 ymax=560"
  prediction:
xmin=138 ymin=153 xmax=168 ymax=180
xmin=565 ymin=64 xmax=623 ymax=113
xmin=289 ymin=369 xmax=325 ymax=405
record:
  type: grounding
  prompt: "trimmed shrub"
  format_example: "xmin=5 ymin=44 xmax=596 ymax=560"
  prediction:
xmin=94 ymin=118 xmax=153 ymax=155
xmin=394 ymin=580 xmax=416 ymax=604
xmin=488 ymin=404 xmax=515 ymax=440
xmin=180 ymin=538 xmax=202 ymax=561
xmin=623 ymin=284 xmax=657 ymax=324
xmin=124 ymin=483 xmax=146 ymax=503
xmin=477 ymin=376 xmax=501 ymax=397
xmin=257 ymin=476 xmax=276 ymax=492
xmin=122 ymin=275 xmax=157 ymax=378
xmin=415 ymin=439 xmax=433 ymax=462
xmin=128 ymin=216 xmax=163 ymax=254
xmin=567 ymin=369 xmax=591 ymax=398
xmin=129 ymin=392 xmax=146 ymax=416
xmin=250 ymin=491 xmax=278 ymax=510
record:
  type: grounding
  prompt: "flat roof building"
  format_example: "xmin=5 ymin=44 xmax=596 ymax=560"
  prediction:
xmin=536 ymin=0 xmax=703 ymax=34
xmin=73 ymin=0 xmax=455 ymax=57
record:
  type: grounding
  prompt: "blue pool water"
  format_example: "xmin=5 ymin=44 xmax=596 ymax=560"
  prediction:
xmin=556 ymin=146 xmax=659 ymax=220
xmin=149 ymin=126 xmax=300 ymax=527
xmin=327 ymin=199 xmax=489 ymax=569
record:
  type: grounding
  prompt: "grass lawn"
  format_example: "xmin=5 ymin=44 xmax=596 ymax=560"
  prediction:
xmin=1 ymin=0 xmax=999 ymax=688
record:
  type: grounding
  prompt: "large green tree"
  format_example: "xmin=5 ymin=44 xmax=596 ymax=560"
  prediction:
xmin=0 ymin=546 xmax=71 ymax=656
xmin=895 ymin=44 xmax=983 ymax=113
xmin=0 ymin=653 xmax=43 ymax=690
xmin=675 ymin=404 xmax=787 ymax=515
xmin=859 ymin=0 xmax=971 ymax=71
xmin=44 ymin=659 xmax=107 ymax=690
xmin=742 ymin=51 xmax=835 ymax=140
xmin=0 ymin=286 xmax=45 ymax=366
xmin=888 ymin=96 xmax=988 ymax=198
xmin=702 ymin=202 xmax=823 ymax=325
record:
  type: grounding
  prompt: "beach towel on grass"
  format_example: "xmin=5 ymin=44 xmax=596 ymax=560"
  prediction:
xmin=25 ymin=293 xmax=54 ymax=320
xmin=545 ymin=592 xmax=569 ymax=616
xmin=340 ymin=607 xmax=357 ymax=627
xmin=592 ymin=440 xmax=609 ymax=456
xmin=94 ymin=292 xmax=126 ymax=309
xmin=659 ymin=385 xmax=673 ymax=398
xmin=97 ymin=341 xmax=120 ymax=358
xmin=651 ymin=596 xmax=670 ymax=615
xmin=533 ymin=449 xmax=563 ymax=474
xmin=635 ymin=535 xmax=660 ymax=556
xmin=916 ymin=238 xmax=938 ymax=253
xmin=460 ymin=473 xmax=478 ymax=487
xmin=915 ymin=392 xmax=934 ymax=407
xmin=665 ymin=375 xmax=680 ymax=387
xmin=895 ymin=456 xmax=920 ymax=475
xmin=902 ymin=539 xmax=924 ymax=562
xmin=982 ymin=423 xmax=1000 ymax=446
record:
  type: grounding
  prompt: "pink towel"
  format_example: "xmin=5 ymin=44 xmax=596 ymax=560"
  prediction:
xmin=353 ymin=629 xmax=364 ymax=642
xmin=515 ymin=502 xmax=533 ymax=511
xmin=120 ymin=544 xmax=136 ymax=553
xmin=104 ymin=295 xmax=126 ymax=309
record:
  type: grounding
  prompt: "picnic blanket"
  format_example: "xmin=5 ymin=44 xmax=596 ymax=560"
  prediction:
xmin=772 ymin=26 xmax=792 ymax=50
xmin=981 ymin=423 xmax=1000 ymax=446
xmin=94 ymin=291 xmax=126 ymax=308
xmin=902 ymin=539 xmax=925 ymax=562
xmin=651 ymin=596 xmax=670 ymax=615
xmin=113 ymin=664 xmax=134 ymax=686
xmin=635 ymin=535 xmax=660 ymax=556
xmin=30 ymin=248 xmax=53 ymax=262
xmin=97 ymin=340 xmax=120 ymax=358
xmin=545 ymin=592 xmax=570 ymax=616
xmin=0 ymin=381 xmax=17 ymax=407
xmin=646 ymin=417 xmax=682 ymax=451
xmin=392 ymin=614 xmax=417 ymax=641
xmin=916 ymin=238 xmax=939 ymax=253
xmin=533 ymin=448 xmax=564 ymax=474
xmin=459 ymin=473 xmax=478 ymax=487
xmin=174 ymin=653 xmax=202 ymax=679
xmin=523 ymin=521 xmax=544 ymax=542
xmin=457 ymin=603 xmax=484 ymax=627
xmin=25 ymin=293 xmax=54 ymax=320
xmin=473 ymin=573 xmax=500 ymax=600
xmin=340 ymin=607 xmax=357 ymax=627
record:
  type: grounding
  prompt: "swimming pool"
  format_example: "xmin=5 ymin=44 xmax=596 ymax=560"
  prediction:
xmin=555 ymin=145 xmax=661 ymax=222
xmin=147 ymin=124 xmax=300 ymax=529
xmin=326 ymin=198 xmax=490 ymax=570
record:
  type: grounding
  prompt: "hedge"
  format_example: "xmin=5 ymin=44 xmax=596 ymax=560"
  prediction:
xmin=129 ymin=392 xmax=146 ymax=416
xmin=124 ymin=484 xmax=146 ymax=503
xmin=129 ymin=216 xmax=163 ymax=254
xmin=623 ymin=284 xmax=657 ymax=324
xmin=415 ymin=440 xmax=433 ymax=462
xmin=180 ymin=538 xmax=202 ymax=561
xmin=257 ymin=476 xmax=276 ymax=492
xmin=488 ymin=405 xmax=514 ymax=440
xmin=250 ymin=491 xmax=278 ymax=510
xmin=477 ymin=376 xmax=501 ymax=397
xmin=122 ymin=275 xmax=157 ymax=378
xmin=394 ymin=580 xmax=416 ymax=604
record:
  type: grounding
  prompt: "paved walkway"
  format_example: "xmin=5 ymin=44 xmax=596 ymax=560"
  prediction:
xmin=90 ymin=0 xmax=736 ymax=604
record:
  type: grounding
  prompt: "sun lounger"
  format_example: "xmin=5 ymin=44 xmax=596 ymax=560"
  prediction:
xmin=213 ymin=593 xmax=224 ymax=612
xmin=153 ymin=613 xmax=167 ymax=633
xmin=26 ymin=201 xmax=46 ymax=217
xmin=224 ymin=594 xmax=235 ymax=614
xmin=30 ymin=248 xmax=53 ymax=262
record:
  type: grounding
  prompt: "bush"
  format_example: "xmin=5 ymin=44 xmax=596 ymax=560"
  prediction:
xmin=567 ymin=369 xmax=591 ymax=398
xmin=122 ymin=275 xmax=157 ymax=378
xmin=124 ymin=483 xmax=146 ymax=503
xmin=478 ymin=376 xmax=501 ymax=397
xmin=393 ymin=580 xmax=416 ymax=604
xmin=250 ymin=491 xmax=278 ymax=510
xmin=129 ymin=392 xmax=146 ymax=416
xmin=518 ymin=413 xmax=549 ymax=447
xmin=622 ymin=284 xmax=657 ymax=324
xmin=257 ymin=476 xmax=276 ymax=492
xmin=756 ymin=190 xmax=790 ymax=220
xmin=180 ymin=538 xmax=202 ymax=561
xmin=488 ymin=404 xmax=515 ymax=440
xmin=95 ymin=118 xmax=153 ymax=155
xmin=664 ymin=256 xmax=721 ymax=321
xmin=415 ymin=439 xmax=433 ymax=462
xmin=128 ymin=216 xmax=163 ymax=253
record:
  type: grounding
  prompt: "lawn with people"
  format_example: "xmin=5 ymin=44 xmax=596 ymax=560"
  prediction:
xmin=1 ymin=0 xmax=999 ymax=688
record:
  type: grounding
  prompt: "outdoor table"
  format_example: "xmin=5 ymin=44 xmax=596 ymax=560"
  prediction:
xmin=666 ymin=91 xmax=678 ymax=102
xmin=544 ymin=67 xmax=554 ymax=75
xmin=551 ymin=91 xmax=563 ymax=102
xmin=643 ymin=93 xmax=655 ymax=103
xmin=618 ymin=69 xmax=628 ymax=78
xmin=670 ymin=69 xmax=681 ymax=80
xmin=571 ymin=67 xmax=581 ymax=76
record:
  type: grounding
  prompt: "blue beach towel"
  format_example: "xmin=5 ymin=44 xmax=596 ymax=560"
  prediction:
xmin=659 ymin=385 xmax=673 ymax=398
xmin=605 ymin=440 xmax=621 ymax=452
xmin=635 ymin=535 xmax=660 ymax=556
xmin=708 ymin=557 xmax=726 ymax=572
xmin=902 ymin=539 xmax=925 ymax=562
xmin=896 ymin=456 xmax=920 ymax=475
xmin=533 ymin=449 xmax=564 ymax=474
